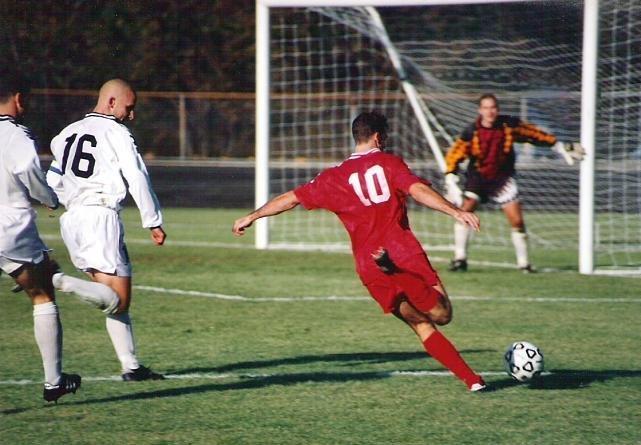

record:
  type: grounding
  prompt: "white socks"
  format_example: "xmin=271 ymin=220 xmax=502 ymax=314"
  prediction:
xmin=52 ymin=273 xmax=120 ymax=314
xmin=454 ymin=222 xmax=471 ymax=260
xmin=106 ymin=312 xmax=139 ymax=373
xmin=511 ymin=229 xmax=530 ymax=268
xmin=51 ymin=273 xmax=138 ymax=372
xmin=33 ymin=302 xmax=62 ymax=386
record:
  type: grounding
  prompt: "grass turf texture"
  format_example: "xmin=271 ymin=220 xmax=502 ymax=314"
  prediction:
xmin=1 ymin=207 xmax=640 ymax=444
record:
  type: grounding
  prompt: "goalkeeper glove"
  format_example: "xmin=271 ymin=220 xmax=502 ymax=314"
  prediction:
xmin=552 ymin=141 xmax=585 ymax=166
xmin=444 ymin=173 xmax=463 ymax=207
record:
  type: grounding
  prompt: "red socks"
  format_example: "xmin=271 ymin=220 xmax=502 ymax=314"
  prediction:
xmin=422 ymin=330 xmax=483 ymax=388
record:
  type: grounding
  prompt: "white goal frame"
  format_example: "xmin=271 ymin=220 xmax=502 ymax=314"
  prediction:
xmin=256 ymin=0 xmax=599 ymax=274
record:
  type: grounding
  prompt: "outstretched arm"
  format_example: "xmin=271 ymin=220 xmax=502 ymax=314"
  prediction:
xmin=513 ymin=120 xmax=584 ymax=165
xmin=409 ymin=182 xmax=480 ymax=231
xmin=233 ymin=191 xmax=300 ymax=236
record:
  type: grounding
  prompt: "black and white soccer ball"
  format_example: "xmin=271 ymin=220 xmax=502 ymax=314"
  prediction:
xmin=504 ymin=341 xmax=544 ymax=382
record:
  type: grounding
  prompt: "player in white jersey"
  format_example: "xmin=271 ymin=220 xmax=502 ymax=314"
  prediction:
xmin=47 ymin=79 xmax=167 ymax=381
xmin=0 ymin=70 xmax=82 ymax=402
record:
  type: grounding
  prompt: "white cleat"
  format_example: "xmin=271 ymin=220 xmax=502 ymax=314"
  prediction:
xmin=469 ymin=382 xmax=488 ymax=392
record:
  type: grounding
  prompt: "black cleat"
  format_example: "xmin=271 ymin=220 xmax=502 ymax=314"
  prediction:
xmin=372 ymin=248 xmax=398 ymax=274
xmin=448 ymin=259 xmax=468 ymax=272
xmin=11 ymin=283 xmax=24 ymax=293
xmin=519 ymin=264 xmax=537 ymax=274
xmin=43 ymin=373 xmax=82 ymax=403
xmin=122 ymin=365 xmax=165 ymax=382
xmin=47 ymin=259 xmax=62 ymax=276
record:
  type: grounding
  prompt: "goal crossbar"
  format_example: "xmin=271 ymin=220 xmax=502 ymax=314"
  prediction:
xmin=256 ymin=0 xmax=641 ymax=276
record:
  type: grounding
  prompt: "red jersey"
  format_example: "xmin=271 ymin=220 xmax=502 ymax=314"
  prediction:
xmin=294 ymin=149 xmax=429 ymax=283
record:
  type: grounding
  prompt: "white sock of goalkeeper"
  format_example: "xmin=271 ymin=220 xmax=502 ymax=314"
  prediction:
xmin=106 ymin=312 xmax=139 ymax=372
xmin=53 ymin=273 xmax=120 ymax=314
xmin=511 ymin=229 xmax=530 ymax=268
xmin=33 ymin=302 xmax=63 ymax=386
xmin=454 ymin=222 xmax=471 ymax=260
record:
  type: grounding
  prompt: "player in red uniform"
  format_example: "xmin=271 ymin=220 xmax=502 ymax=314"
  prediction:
xmin=233 ymin=111 xmax=487 ymax=392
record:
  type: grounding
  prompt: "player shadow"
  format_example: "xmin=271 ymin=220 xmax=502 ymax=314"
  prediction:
xmin=168 ymin=349 xmax=493 ymax=375
xmin=59 ymin=370 xmax=457 ymax=407
xmin=488 ymin=369 xmax=641 ymax=391
xmin=0 ymin=407 xmax=31 ymax=415
xmin=0 ymin=349 xmax=490 ymax=415
xmin=5 ymin=367 xmax=639 ymax=412
xmin=63 ymin=368 xmax=641 ymax=406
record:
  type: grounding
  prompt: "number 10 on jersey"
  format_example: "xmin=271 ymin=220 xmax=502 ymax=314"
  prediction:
xmin=348 ymin=165 xmax=391 ymax=206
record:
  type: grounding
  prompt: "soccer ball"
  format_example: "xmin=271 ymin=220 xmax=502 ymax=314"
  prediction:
xmin=504 ymin=341 xmax=544 ymax=382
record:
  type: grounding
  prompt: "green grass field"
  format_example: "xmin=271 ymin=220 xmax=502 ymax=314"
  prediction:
xmin=1 ymin=208 xmax=640 ymax=444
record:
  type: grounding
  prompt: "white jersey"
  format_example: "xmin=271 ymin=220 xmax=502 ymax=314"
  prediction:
xmin=0 ymin=115 xmax=57 ymax=262
xmin=47 ymin=112 xmax=162 ymax=228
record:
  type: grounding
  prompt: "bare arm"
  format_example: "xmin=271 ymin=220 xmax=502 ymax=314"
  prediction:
xmin=232 ymin=190 xmax=300 ymax=236
xmin=409 ymin=182 xmax=480 ymax=231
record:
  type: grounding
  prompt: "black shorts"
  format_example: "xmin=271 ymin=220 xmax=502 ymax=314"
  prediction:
xmin=464 ymin=171 xmax=518 ymax=205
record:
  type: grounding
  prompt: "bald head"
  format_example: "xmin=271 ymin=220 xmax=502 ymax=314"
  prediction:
xmin=94 ymin=79 xmax=137 ymax=122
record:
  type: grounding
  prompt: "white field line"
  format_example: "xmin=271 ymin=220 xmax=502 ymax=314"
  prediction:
xmin=135 ymin=285 xmax=641 ymax=304
xmin=40 ymin=234 xmax=250 ymax=250
xmin=39 ymin=233 xmax=641 ymax=277
xmin=1 ymin=262 xmax=637 ymax=303
xmin=38 ymin=234 xmax=563 ymax=271
xmin=0 ymin=370 xmax=521 ymax=386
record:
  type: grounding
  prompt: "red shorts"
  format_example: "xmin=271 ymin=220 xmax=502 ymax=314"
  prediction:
xmin=364 ymin=253 xmax=441 ymax=313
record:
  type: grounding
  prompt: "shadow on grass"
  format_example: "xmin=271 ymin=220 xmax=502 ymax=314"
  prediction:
xmin=67 ymin=371 xmax=397 ymax=406
xmin=167 ymin=349 xmax=494 ymax=374
xmin=59 ymin=368 xmax=641 ymax=406
xmin=0 ymin=350 xmax=492 ymax=415
xmin=489 ymin=369 xmax=641 ymax=391
xmin=5 ymin=367 xmax=638 ymax=413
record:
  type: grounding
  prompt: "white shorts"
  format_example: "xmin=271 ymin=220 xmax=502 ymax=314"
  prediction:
xmin=0 ymin=252 xmax=45 ymax=275
xmin=0 ymin=206 xmax=48 ymax=274
xmin=60 ymin=206 xmax=132 ymax=277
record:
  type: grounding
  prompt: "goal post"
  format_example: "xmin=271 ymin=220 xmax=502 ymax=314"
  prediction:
xmin=579 ymin=0 xmax=598 ymax=274
xmin=255 ymin=0 xmax=521 ymax=249
xmin=256 ymin=0 xmax=641 ymax=275
xmin=255 ymin=0 xmax=532 ymax=251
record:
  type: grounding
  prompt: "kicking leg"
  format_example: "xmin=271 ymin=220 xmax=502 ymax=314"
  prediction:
xmin=392 ymin=298 xmax=485 ymax=391
xmin=52 ymin=266 xmax=120 ymax=314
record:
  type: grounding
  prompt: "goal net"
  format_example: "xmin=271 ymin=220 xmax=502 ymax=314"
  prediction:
xmin=258 ymin=0 xmax=641 ymax=274
xmin=593 ymin=0 xmax=641 ymax=274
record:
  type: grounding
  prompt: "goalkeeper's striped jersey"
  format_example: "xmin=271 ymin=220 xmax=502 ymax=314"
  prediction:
xmin=445 ymin=115 xmax=557 ymax=181
xmin=294 ymin=149 xmax=428 ymax=283
xmin=47 ymin=113 xmax=162 ymax=228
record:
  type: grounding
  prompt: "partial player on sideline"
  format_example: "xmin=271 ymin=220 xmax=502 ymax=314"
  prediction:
xmin=444 ymin=93 xmax=583 ymax=272
xmin=0 ymin=69 xmax=81 ymax=402
xmin=234 ymin=111 xmax=488 ymax=392
xmin=47 ymin=79 xmax=166 ymax=382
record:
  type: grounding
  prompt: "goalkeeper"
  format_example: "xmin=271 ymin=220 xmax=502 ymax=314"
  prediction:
xmin=444 ymin=93 xmax=583 ymax=272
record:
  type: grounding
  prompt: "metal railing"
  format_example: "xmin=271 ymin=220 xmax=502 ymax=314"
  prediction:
xmin=29 ymin=89 xmax=256 ymax=158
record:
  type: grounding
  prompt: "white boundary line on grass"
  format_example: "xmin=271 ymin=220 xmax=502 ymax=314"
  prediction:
xmin=0 ymin=370 xmax=515 ymax=386
xmin=40 ymin=233 xmax=641 ymax=277
xmin=38 ymin=234 xmax=569 ymax=272
xmin=40 ymin=234 xmax=251 ymax=250
xmin=134 ymin=285 xmax=641 ymax=304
